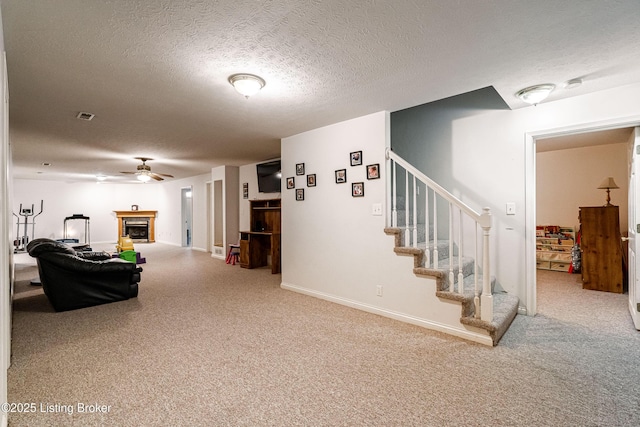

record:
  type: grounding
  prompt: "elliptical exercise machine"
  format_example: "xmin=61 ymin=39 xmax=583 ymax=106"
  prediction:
xmin=13 ymin=200 xmax=43 ymax=253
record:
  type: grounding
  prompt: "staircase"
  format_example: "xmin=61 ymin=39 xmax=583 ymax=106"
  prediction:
xmin=385 ymin=149 xmax=519 ymax=346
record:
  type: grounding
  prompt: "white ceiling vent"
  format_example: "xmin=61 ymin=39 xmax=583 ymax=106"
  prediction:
xmin=76 ymin=112 xmax=95 ymax=121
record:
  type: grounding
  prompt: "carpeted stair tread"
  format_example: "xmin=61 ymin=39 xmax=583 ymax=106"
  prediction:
xmin=460 ymin=292 xmax=519 ymax=346
xmin=436 ymin=274 xmax=496 ymax=294
xmin=433 ymin=256 xmax=475 ymax=281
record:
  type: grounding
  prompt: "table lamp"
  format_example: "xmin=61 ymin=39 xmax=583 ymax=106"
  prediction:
xmin=598 ymin=177 xmax=619 ymax=207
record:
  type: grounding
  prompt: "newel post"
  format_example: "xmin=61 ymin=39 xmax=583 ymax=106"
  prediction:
xmin=480 ymin=207 xmax=493 ymax=322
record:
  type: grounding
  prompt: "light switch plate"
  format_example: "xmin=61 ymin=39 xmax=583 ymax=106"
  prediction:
xmin=372 ymin=203 xmax=383 ymax=216
xmin=506 ymin=202 xmax=516 ymax=215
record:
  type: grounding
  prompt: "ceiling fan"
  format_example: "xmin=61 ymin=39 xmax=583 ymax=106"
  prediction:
xmin=120 ymin=157 xmax=174 ymax=182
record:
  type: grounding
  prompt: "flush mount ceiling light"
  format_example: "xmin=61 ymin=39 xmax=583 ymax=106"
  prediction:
xmin=515 ymin=84 xmax=556 ymax=105
xmin=228 ymin=73 xmax=266 ymax=98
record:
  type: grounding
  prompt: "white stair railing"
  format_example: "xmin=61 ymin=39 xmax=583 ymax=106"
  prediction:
xmin=385 ymin=148 xmax=493 ymax=322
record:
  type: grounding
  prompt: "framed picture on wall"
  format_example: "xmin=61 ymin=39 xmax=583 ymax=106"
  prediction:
xmin=350 ymin=151 xmax=362 ymax=166
xmin=296 ymin=163 xmax=305 ymax=175
xmin=307 ymin=174 xmax=316 ymax=187
xmin=352 ymin=182 xmax=364 ymax=197
xmin=366 ymin=164 xmax=380 ymax=180
xmin=286 ymin=177 xmax=295 ymax=189
xmin=335 ymin=169 xmax=347 ymax=183
xmin=243 ymin=182 xmax=249 ymax=199
xmin=296 ymin=188 xmax=305 ymax=201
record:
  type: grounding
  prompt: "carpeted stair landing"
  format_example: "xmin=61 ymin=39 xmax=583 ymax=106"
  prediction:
xmin=384 ymin=227 xmax=519 ymax=345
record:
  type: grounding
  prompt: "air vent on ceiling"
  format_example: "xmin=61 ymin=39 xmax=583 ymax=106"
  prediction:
xmin=76 ymin=112 xmax=95 ymax=121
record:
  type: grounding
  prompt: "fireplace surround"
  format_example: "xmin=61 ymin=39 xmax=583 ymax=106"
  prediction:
xmin=114 ymin=210 xmax=157 ymax=242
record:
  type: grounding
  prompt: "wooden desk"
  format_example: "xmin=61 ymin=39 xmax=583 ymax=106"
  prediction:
xmin=239 ymin=231 xmax=281 ymax=274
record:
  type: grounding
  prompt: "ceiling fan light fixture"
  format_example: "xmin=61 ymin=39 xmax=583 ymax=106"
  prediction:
xmin=137 ymin=173 xmax=152 ymax=182
xmin=515 ymin=83 xmax=556 ymax=105
xmin=228 ymin=73 xmax=266 ymax=98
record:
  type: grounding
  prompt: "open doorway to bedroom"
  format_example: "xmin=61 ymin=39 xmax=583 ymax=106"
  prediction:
xmin=534 ymin=127 xmax=634 ymax=313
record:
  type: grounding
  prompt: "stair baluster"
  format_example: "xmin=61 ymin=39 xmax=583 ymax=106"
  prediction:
xmin=404 ymin=168 xmax=410 ymax=246
xmin=391 ymin=160 xmax=398 ymax=228
xmin=412 ymin=175 xmax=418 ymax=248
xmin=458 ymin=208 xmax=464 ymax=294
xmin=474 ymin=222 xmax=480 ymax=319
xmin=448 ymin=203 xmax=454 ymax=292
xmin=424 ymin=186 xmax=430 ymax=268
xmin=432 ymin=190 xmax=438 ymax=269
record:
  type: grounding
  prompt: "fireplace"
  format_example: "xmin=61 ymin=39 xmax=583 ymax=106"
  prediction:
xmin=114 ymin=210 xmax=157 ymax=243
xmin=123 ymin=218 xmax=149 ymax=242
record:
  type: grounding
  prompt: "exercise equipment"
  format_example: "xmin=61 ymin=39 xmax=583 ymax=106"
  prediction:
xmin=13 ymin=200 xmax=43 ymax=253
xmin=63 ymin=214 xmax=91 ymax=246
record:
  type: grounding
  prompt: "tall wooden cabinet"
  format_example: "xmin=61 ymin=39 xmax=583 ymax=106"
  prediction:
xmin=579 ymin=206 xmax=623 ymax=293
xmin=240 ymin=199 xmax=281 ymax=274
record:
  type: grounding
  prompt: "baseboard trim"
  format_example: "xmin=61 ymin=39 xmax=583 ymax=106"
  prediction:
xmin=280 ymin=282 xmax=493 ymax=346
xmin=154 ymin=240 xmax=182 ymax=247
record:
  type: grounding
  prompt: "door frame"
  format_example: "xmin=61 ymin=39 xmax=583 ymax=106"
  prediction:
xmin=525 ymin=115 xmax=640 ymax=316
xmin=629 ymin=127 xmax=640 ymax=329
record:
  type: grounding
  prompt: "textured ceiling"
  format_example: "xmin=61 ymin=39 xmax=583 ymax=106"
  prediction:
xmin=3 ymin=0 xmax=640 ymax=183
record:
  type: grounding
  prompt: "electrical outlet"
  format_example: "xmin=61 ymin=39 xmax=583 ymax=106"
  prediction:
xmin=376 ymin=285 xmax=383 ymax=296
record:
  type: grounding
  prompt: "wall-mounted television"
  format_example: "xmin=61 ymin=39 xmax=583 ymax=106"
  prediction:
xmin=256 ymin=160 xmax=281 ymax=193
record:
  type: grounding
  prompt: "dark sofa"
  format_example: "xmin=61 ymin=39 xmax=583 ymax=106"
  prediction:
xmin=26 ymin=238 xmax=142 ymax=312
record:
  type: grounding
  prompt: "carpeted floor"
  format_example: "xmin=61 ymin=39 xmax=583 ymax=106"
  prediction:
xmin=7 ymin=244 xmax=640 ymax=426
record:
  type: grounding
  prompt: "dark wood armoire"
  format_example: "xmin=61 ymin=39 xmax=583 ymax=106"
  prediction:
xmin=579 ymin=206 xmax=623 ymax=293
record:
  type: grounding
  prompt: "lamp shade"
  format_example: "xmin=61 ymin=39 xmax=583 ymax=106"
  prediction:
xmin=597 ymin=177 xmax=619 ymax=190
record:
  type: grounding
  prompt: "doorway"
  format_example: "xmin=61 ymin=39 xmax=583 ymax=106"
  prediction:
xmin=525 ymin=118 xmax=640 ymax=317
xmin=206 ymin=182 xmax=212 ymax=253
xmin=181 ymin=186 xmax=193 ymax=248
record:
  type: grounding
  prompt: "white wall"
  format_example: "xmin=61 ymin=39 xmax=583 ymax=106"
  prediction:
xmin=537 ymin=143 xmax=629 ymax=233
xmin=12 ymin=180 xmax=162 ymax=244
xmin=281 ymin=84 xmax=640 ymax=321
xmin=280 ymin=112 xmax=489 ymax=343
xmin=425 ymin=83 xmax=640 ymax=311
xmin=11 ymin=172 xmax=212 ymax=250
